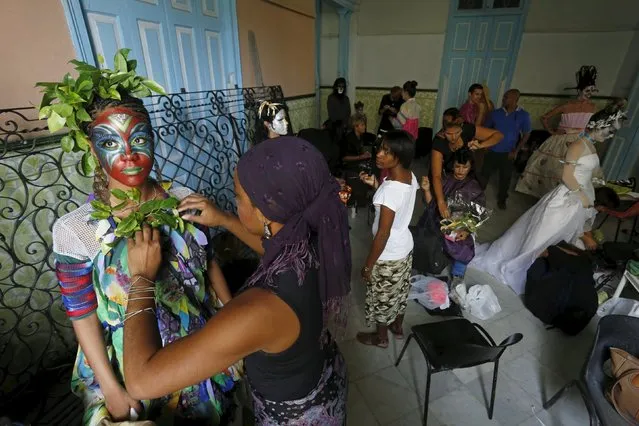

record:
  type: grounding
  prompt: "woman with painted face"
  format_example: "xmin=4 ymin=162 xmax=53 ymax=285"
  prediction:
xmin=418 ymin=148 xmax=485 ymax=281
xmin=48 ymin=60 xmax=241 ymax=424
xmin=327 ymin=77 xmax=351 ymax=133
xmin=517 ymin=66 xmax=601 ymax=198
xmin=254 ymin=100 xmax=290 ymax=144
xmin=122 ymin=137 xmax=351 ymax=425
xmin=470 ymin=102 xmax=626 ymax=295
xmin=357 ymin=131 xmax=419 ymax=347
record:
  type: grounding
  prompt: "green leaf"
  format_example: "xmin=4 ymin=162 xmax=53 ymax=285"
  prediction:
xmin=98 ymin=86 xmax=110 ymax=99
xmin=112 ymin=200 xmax=128 ymax=211
xmin=114 ymin=214 xmax=138 ymax=237
xmin=109 ymin=73 xmax=130 ymax=84
xmin=111 ymin=188 xmax=128 ymax=201
xmin=74 ymin=131 xmax=90 ymax=151
xmin=90 ymin=210 xmax=111 ymax=220
xmin=62 ymin=73 xmax=76 ymax=88
xmin=70 ymin=59 xmax=99 ymax=72
xmin=38 ymin=106 xmax=52 ymax=120
xmin=76 ymin=107 xmax=92 ymax=122
xmin=131 ymin=86 xmax=152 ymax=98
xmin=129 ymin=188 xmax=141 ymax=203
xmin=90 ymin=199 xmax=111 ymax=213
xmin=97 ymin=54 xmax=105 ymax=65
xmin=177 ymin=216 xmax=185 ymax=233
xmin=76 ymin=79 xmax=93 ymax=93
xmin=47 ymin=111 xmax=66 ymax=133
xmin=126 ymin=59 xmax=137 ymax=71
xmin=142 ymin=79 xmax=166 ymax=95
xmin=60 ymin=135 xmax=74 ymax=153
xmin=65 ymin=114 xmax=79 ymax=130
xmin=35 ymin=82 xmax=58 ymax=89
xmin=139 ymin=199 xmax=163 ymax=215
xmin=114 ymin=51 xmax=127 ymax=72
xmin=108 ymin=87 xmax=121 ymax=100
xmin=39 ymin=92 xmax=55 ymax=110
xmin=119 ymin=48 xmax=132 ymax=60
xmin=51 ymin=103 xmax=73 ymax=117
xmin=81 ymin=151 xmax=97 ymax=175
xmin=159 ymin=197 xmax=179 ymax=210
xmin=63 ymin=91 xmax=86 ymax=104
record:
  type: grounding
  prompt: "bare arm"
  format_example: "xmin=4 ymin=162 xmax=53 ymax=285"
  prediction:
xmin=472 ymin=125 xmax=504 ymax=150
xmin=364 ymin=206 xmax=395 ymax=269
xmin=125 ymin=286 xmax=299 ymax=399
xmin=541 ymin=104 xmax=566 ymax=133
xmin=475 ymin=103 xmax=487 ymax=126
xmin=208 ymin=259 xmax=231 ymax=304
xmin=72 ymin=315 xmax=142 ymax=417
xmin=515 ymin=132 xmax=531 ymax=154
xmin=430 ymin=150 xmax=449 ymax=218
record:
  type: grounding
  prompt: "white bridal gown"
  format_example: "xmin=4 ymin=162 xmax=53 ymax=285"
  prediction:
xmin=469 ymin=140 xmax=599 ymax=295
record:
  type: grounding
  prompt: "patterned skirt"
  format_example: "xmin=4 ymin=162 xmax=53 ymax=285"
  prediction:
xmin=365 ymin=252 xmax=413 ymax=325
xmin=515 ymin=133 xmax=604 ymax=198
xmin=251 ymin=342 xmax=348 ymax=425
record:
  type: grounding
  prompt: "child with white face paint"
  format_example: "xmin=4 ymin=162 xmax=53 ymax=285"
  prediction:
xmin=255 ymin=100 xmax=289 ymax=144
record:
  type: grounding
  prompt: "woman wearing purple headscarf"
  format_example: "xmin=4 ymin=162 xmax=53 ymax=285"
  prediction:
xmin=121 ymin=136 xmax=351 ymax=425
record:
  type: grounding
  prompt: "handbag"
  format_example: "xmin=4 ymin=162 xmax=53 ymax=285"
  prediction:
xmin=607 ymin=347 xmax=639 ymax=424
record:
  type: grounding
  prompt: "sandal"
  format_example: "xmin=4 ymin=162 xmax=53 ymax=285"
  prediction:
xmin=356 ymin=332 xmax=389 ymax=348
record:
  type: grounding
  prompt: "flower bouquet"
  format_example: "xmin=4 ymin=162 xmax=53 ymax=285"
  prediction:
xmin=440 ymin=191 xmax=491 ymax=240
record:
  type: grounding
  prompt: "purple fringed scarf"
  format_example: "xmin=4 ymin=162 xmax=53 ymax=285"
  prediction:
xmin=237 ymin=136 xmax=352 ymax=333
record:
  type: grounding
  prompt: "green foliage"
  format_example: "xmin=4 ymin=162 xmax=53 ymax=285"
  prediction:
xmin=90 ymin=188 xmax=183 ymax=239
xmin=36 ymin=48 xmax=166 ymax=173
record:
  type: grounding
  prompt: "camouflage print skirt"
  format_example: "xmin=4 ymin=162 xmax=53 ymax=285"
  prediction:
xmin=365 ymin=252 xmax=413 ymax=326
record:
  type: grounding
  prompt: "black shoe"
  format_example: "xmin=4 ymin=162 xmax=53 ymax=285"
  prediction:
xmin=498 ymin=200 xmax=507 ymax=210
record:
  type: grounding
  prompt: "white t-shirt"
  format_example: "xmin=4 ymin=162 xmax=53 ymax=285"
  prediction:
xmin=372 ymin=173 xmax=419 ymax=261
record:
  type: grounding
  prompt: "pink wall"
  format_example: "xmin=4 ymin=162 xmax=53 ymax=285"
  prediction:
xmin=1 ymin=2 xmax=76 ymax=109
xmin=236 ymin=0 xmax=316 ymax=97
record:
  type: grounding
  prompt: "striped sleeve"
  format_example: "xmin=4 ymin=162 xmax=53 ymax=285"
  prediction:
xmin=55 ymin=255 xmax=97 ymax=320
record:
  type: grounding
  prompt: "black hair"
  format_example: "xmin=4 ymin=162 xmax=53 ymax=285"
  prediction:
xmin=85 ymin=94 xmax=154 ymax=204
xmin=444 ymin=117 xmax=464 ymax=130
xmin=443 ymin=107 xmax=461 ymax=119
xmin=351 ymin=112 xmax=367 ymax=126
xmin=402 ymin=80 xmax=418 ymax=98
xmin=567 ymin=65 xmax=597 ymax=91
xmin=468 ymin=83 xmax=483 ymax=94
xmin=254 ymin=101 xmax=288 ymax=144
xmin=594 ymin=186 xmax=621 ymax=209
xmin=453 ymin=148 xmax=473 ymax=168
xmin=332 ymin=77 xmax=347 ymax=95
xmin=382 ymin=130 xmax=415 ymax=169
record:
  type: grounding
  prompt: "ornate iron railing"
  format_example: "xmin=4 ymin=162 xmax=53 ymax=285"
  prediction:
xmin=0 ymin=86 xmax=286 ymax=416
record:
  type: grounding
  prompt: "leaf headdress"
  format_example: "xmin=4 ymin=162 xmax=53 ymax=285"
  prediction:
xmin=36 ymin=48 xmax=166 ymax=174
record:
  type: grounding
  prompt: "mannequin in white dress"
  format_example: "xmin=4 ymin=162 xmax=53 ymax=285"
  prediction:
xmin=470 ymin=103 xmax=626 ymax=295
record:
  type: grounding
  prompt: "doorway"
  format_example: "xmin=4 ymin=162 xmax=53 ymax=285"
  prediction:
xmin=434 ymin=0 xmax=529 ymax=124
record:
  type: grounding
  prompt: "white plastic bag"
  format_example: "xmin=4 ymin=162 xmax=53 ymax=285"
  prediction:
xmin=466 ymin=284 xmax=501 ymax=320
xmin=408 ymin=275 xmax=450 ymax=310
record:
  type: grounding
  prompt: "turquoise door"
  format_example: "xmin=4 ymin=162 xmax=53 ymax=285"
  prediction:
xmin=79 ymin=0 xmax=241 ymax=92
xmin=435 ymin=0 xmax=527 ymax=124
xmin=603 ymin=73 xmax=639 ymax=180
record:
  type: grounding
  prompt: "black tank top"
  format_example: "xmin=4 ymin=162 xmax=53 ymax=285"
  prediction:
xmin=244 ymin=267 xmax=325 ymax=401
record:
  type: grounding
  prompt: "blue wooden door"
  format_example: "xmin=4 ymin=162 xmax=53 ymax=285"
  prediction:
xmin=80 ymin=0 xmax=240 ymax=92
xmin=435 ymin=1 xmax=526 ymax=124
xmin=603 ymin=74 xmax=639 ymax=180
xmin=79 ymin=0 xmax=242 ymax=191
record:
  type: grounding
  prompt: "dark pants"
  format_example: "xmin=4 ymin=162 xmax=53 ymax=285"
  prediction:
xmin=481 ymin=150 xmax=513 ymax=204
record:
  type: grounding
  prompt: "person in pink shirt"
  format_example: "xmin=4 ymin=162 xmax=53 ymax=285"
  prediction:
xmin=460 ymin=83 xmax=488 ymax=126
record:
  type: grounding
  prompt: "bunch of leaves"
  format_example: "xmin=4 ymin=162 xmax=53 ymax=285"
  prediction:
xmin=90 ymin=188 xmax=184 ymax=240
xmin=36 ymin=48 xmax=166 ymax=174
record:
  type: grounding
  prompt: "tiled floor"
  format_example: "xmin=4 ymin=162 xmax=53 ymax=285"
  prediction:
xmin=340 ymin=158 xmax=627 ymax=425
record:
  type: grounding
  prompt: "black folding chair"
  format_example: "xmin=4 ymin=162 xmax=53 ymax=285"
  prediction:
xmin=395 ymin=318 xmax=522 ymax=425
